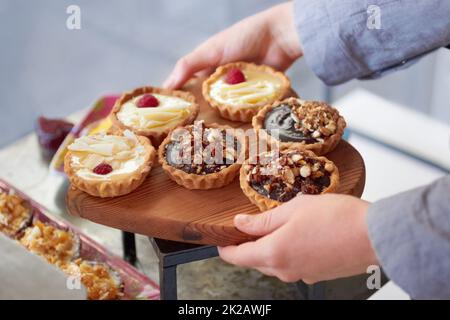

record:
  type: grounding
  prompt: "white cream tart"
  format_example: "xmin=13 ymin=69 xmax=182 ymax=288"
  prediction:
xmin=203 ymin=62 xmax=291 ymax=122
xmin=110 ymin=87 xmax=199 ymax=146
xmin=64 ymin=130 xmax=156 ymax=197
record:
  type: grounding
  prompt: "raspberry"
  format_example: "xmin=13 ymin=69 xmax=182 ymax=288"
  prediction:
xmin=93 ymin=163 xmax=113 ymax=175
xmin=225 ymin=68 xmax=246 ymax=85
xmin=136 ymin=94 xmax=159 ymax=108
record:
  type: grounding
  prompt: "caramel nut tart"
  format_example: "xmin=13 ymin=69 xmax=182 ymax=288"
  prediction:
xmin=110 ymin=86 xmax=199 ymax=146
xmin=64 ymin=129 xmax=156 ymax=198
xmin=202 ymin=62 xmax=291 ymax=123
xmin=253 ymin=97 xmax=346 ymax=155
xmin=240 ymin=149 xmax=339 ymax=211
xmin=159 ymin=121 xmax=245 ymax=189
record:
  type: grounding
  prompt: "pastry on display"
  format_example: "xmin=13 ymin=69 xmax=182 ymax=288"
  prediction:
xmin=62 ymin=259 xmax=124 ymax=300
xmin=64 ymin=129 xmax=156 ymax=198
xmin=202 ymin=62 xmax=290 ymax=122
xmin=19 ymin=221 xmax=80 ymax=267
xmin=158 ymin=121 xmax=244 ymax=189
xmin=110 ymin=86 xmax=199 ymax=146
xmin=240 ymin=148 xmax=339 ymax=211
xmin=253 ymin=97 xmax=346 ymax=155
xmin=0 ymin=190 xmax=33 ymax=238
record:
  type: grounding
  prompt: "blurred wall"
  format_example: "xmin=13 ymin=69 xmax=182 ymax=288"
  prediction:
xmin=0 ymin=0 xmax=449 ymax=147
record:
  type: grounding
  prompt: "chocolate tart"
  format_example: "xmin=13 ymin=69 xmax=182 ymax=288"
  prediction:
xmin=253 ymin=97 xmax=346 ymax=155
xmin=158 ymin=121 xmax=245 ymax=189
xmin=240 ymin=148 xmax=339 ymax=211
xmin=202 ymin=62 xmax=291 ymax=123
xmin=64 ymin=130 xmax=156 ymax=198
xmin=110 ymin=86 xmax=199 ymax=146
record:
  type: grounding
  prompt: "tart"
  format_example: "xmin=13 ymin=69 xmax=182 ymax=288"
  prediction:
xmin=0 ymin=190 xmax=33 ymax=238
xmin=158 ymin=121 xmax=245 ymax=189
xmin=240 ymin=148 xmax=339 ymax=211
xmin=110 ymin=86 xmax=199 ymax=146
xmin=202 ymin=62 xmax=291 ymax=122
xmin=253 ymin=97 xmax=346 ymax=155
xmin=62 ymin=259 xmax=124 ymax=300
xmin=19 ymin=221 xmax=80 ymax=267
xmin=64 ymin=129 xmax=156 ymax=198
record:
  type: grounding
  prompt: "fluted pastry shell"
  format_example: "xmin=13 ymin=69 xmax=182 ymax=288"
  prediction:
xmin=64 ymin=132 xmax=156 ymax=198
xmin=240 ymin=149 xmax=339 ymax=212
xmin=202 ymin=62 xmax=291 ymax=123
xmin=110 ymin=86 xmax=199 ymax=147
xmin=252 ymin=97 xmax=346 ymax=155
xmin=158 ymin=123 xmax=245 ymax=190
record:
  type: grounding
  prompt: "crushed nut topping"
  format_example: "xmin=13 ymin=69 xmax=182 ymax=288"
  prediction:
xmin=0 ymin=190 xmax=32 ymax=238
xmin=165 ymin=121 xmax=240 ymax=175
xmin=246 ymin=150 xmax=334 ymax=202
xmin=291 ymin=100 xmax=339 ymax=140
xmin=19 ymin=220 xmax=79 ymax=267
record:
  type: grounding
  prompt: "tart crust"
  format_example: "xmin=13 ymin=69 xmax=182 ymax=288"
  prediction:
xmin=158 ymin=123 xmax=245 ymax=190
xmin=110 ymin=86 xmax=199 ymax=146
xmin=252 ymin=97 xmax=346 ymax=155
xmin=240 ymin=149 xmax=339 ymax=211
xmin=64 ymin=134 xmax=156 ymax=198
xmin=202 ymin=62 xmax=291 ymax=123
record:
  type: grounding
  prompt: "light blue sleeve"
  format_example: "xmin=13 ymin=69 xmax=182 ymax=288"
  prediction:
xmin=367 ymin=176 xmax=450 ymax=299
xmin=293 ymin=0 xmax=450 ymax=85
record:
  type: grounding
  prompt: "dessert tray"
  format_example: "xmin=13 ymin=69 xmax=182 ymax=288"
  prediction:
xmin=65 ymin=77 xmax=366 ymax=246
xmin=0 ymin=179 xmax=159 ymax=300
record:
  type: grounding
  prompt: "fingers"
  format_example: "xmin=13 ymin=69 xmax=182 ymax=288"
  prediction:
xmin=218 ymin=240 xmax=267 ymax=268
xmin=233 ymin=205 xmax=292 ymax=236
xmin=164 ymin=44 xmax=222 ymax=89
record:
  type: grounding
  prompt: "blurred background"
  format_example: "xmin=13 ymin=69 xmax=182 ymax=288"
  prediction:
xmin=1 ymin=0 xmax=450 ymax=147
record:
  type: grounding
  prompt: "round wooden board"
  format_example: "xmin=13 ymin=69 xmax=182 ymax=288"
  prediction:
xmin=66 ymin=78 xmax=365 ymax=246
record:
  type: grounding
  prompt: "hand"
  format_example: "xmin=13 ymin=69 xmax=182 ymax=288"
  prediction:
xmin=164 ymin=2 xmax=302 ymax=89
xmin=218 ymin=194 xmax=379 ymax=284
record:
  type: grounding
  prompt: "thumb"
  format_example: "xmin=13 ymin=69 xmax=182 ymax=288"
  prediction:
xmin=234 ymin=206 xmax=292 ymax=236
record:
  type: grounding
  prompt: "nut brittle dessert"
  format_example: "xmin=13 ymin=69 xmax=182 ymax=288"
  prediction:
xmin=0 ymin=190 xmax=33 ymax=238
xmin=19 ymin=220 xmax=80 ymax=267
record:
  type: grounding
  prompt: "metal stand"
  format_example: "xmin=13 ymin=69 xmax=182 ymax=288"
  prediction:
xmin=122 ymin=231 xmax=138 ymax=266
xmin=149 ymin=238 xmax=218 ymax=300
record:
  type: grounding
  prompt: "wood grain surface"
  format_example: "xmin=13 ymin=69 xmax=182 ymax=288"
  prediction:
xmin=67 ymin=77 xmax=365 ymax=246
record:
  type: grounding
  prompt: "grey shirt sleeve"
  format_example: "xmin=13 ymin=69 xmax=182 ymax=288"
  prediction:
xmin=367 ymin=176 xmax=450 ymax=299
xmin=293 ymin=0 xmax=450 ymax=85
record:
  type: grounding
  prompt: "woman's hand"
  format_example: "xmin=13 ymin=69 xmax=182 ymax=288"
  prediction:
xmin=218 ymin=194 xmax=379 ymax=284
xmin=164 ymin=2 xmax=302 ymax=89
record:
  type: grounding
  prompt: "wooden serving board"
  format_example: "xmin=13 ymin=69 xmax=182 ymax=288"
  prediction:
xmin=67 ymin=78 xmax=365 ymax=246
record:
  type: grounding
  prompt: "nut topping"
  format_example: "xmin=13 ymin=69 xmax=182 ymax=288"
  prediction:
xmin=300 ymin=165 xmax=311 ymax=178
xmin=246 ymin=150 xmax=335 ymax=202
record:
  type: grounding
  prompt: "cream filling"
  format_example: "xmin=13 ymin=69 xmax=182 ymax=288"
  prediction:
xmin=68 ymin=130 xmax=146 ymax=181
xmin=209 ymin=69 xmax=282 ymax=108
xmin=116 ymin=93 xmax=191 ymax=132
